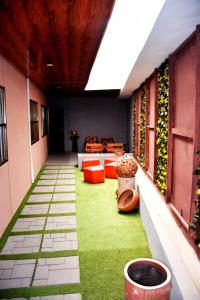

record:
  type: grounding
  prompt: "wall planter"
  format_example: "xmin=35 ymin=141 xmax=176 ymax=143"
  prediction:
xmin=155 ymin=61 xmax=169 ymax=195
xmin=124 ymin=258 xmax=171 ymax=300
xmin=132 ymin=94 xmax=136 ymax=155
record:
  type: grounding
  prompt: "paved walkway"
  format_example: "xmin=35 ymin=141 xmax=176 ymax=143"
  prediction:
xmin=0 ymin=165 xmax=81 ymax=300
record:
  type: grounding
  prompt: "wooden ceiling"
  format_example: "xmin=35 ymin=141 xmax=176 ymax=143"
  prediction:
xmin=0 ymin=0 xmax=116 ymax=95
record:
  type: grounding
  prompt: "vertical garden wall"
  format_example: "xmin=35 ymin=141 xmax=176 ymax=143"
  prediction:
xmin=140 ymin=84 xmax=146 ymax=167
xmin=131 ymin=27 xmax=200 ymax=255
xmin=155 ymin=61 xmax=169 ymax=195
xmin=133 ymin=60 xmax=169 ymax=195
xmin=132 ymin=94 xmax=136 ymax=156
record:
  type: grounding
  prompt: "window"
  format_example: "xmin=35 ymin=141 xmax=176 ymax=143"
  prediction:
xmin=30 ymin=100 xmax=39 ymax=144
xmin=41 ymin=105 xmax=48 ymax=137
xmin=0 ymin=87 xmax=8 ymax=165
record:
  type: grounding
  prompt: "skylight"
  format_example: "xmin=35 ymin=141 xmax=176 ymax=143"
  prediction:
xmin=85 ymin=0 xmax=165 ymax=91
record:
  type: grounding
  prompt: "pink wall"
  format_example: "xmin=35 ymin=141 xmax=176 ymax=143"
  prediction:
xmin=0 ymin=56 xmax=48 ymax=236
xmin=30 ymin=82 xmax=48 ymax=178
xmin=0 ymin=163 xmax=12 ymax=236
xmin=170 ymin=38 xmax=196 ymax=225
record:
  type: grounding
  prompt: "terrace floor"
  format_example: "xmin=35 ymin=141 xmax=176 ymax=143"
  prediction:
xmin=0 ymin=153 xmax=150 ymax=299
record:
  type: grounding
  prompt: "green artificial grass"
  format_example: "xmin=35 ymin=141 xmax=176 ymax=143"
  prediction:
xmin=0 ymin=284 xmax=80 ymax=299
xmin=0 ymin=250 xmax=78 ymax=261
xmin=27 ymin=201 xmax=75 ymax=205
xmin=10 ymin=228 xmax=77 ymax=236
xmin=0 ymin=166 xmax=151 ymax=299
xmin=20 ymin=213 xmax=76 ymax=218
xmin=75 ymin=168 xmax=151 ymax=300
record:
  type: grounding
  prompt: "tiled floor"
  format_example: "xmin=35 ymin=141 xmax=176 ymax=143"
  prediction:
xmin=0 ymin=163 xmax=81 ymax=299
xmin=12 ymin=217 xmax=46 ymax=232
xmin=1 ymin=235 xmax=42 ymax=254
xmin=33 ymin=256 xmax=80 ymax=286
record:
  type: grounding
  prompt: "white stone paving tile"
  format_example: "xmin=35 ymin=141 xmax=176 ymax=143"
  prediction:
xmin=45 ymin=216 xmax=77 ymax=230
xmin=56 ymin=179 xmax=75 ymax=185
xmin=1 ymin=234 xmax=42 ymax=255
xmin=33 ymin=256 xmax=80 ymax=286
xmin=49 ymin=203 xmax=76 ymax=214
xmin=0 ymin=259 xmax=36 ymax=289
xmin=31 ymin=294 xmax=81 ymax=300
xmin=60 ymin=166 xmax=74 ymax=169
xmin=21 ymin=204 xmax=49 ymax=215
xmin=41 ymin=232 xmax=78 ymax=252
xmin=58 ymin=169 xmax=75 ymax=174
xmin=37 ymin=180 xmax=56 ymax=186
xmin=54 ymin=185 xmax=75 ymax=192
xmin=40 ymin=174 xmax=58 ymax=179
xmin=52 ymin=193 xmax=76 ymax=202
xmin=43 ymin=170 xmax=59 ymax=174
xmin=28 ymin=194 xmax=53 ymax=203
xmin=33 ymin=186 xmax=54 ymax=193
xmin=57 ymin=173 xmax=75 ymax=179
xmin=45 ymin=166 xmax=60 ymax=169
xmin=12 ymin=218 xmax=46 ymax=232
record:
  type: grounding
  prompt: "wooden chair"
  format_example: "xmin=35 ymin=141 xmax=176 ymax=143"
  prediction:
xmin=85 ymin=143 xmax=103 ymax=153
xmin=106 ymin=143 xmax=124 ymax=153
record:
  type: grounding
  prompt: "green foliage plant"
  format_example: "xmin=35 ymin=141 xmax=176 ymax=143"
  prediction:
xmin=155 ymin=61 xmax=169 ymax=195
xmin=132 ymin=93 xmax=136 ymax=155
xmin=190 ymin=150 xmax=200 ymax=248
xmin=140 ymin=83 xmax=146 ymax=167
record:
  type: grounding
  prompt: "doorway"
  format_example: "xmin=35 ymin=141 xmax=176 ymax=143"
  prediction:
xmin=49 ymin=107 xmax=64 ymax=153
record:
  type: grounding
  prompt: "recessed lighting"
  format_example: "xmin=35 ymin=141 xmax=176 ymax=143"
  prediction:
xmin=46 ymin=63 xmax=54 ymax=67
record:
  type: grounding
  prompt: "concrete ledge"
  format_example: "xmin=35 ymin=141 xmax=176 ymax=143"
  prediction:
xmin=136 ymin=167 xmax=200 ymax=300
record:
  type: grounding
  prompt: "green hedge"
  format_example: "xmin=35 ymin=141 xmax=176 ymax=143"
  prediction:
xmin=140 ymin=84 xmax=146 ymax=167
xmin=155 ymin=61 xmax=169 ymax=195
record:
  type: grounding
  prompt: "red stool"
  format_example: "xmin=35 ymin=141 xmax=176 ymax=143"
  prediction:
xmin=83 ymin=165 xmax=105 ymax=183
xmin=104 ymin=158 xmax=116 ymax=165
xmin=82 ymin=158 xmax=100 ymax=170
xmin=105 ymin=162 xmax=118 ymax=179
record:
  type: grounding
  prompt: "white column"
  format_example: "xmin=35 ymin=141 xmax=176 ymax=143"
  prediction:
xmin=26 ymin=77 xmax=34 ymax=182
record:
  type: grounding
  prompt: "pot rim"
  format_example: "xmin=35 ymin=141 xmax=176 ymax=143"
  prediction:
xmin=124 ymin=258 xmax=171 ymax=290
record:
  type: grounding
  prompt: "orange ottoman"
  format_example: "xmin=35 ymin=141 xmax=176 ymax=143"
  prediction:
xmin=104 ymin=159 xmax=116 ymax=165
xmin=105 ymin=162 xmax=118 ymax=179
xmin=84 ymin=165 xmax=105 ymax=183
xmin=82 ymin=158 xmax=100 ymax=170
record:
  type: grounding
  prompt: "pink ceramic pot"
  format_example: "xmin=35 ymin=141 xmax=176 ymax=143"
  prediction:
xmin=124 ymin=258 xmax=171 ymax=300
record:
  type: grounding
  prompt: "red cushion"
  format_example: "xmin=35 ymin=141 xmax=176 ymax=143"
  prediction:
xmin=82 ymin=158 xmax=100 ymax=170
xmin=83 ymin=165 xmax=105 ymax=183
xmin=104 ymin=159 xmax=116 ymax=165
xmin=105 ymin=162 xmax=118 ymax=179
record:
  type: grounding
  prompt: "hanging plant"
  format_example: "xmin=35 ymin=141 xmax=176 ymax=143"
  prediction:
xmin=132 ymin=93 xmax=136 ymax=155
xmin=155 ymin=61 xmax=169 ymax=195
xmin=140 ymin=84 xmax=146 ymax=167
xmin=190 ymin=150 xmax=200 ymax=248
